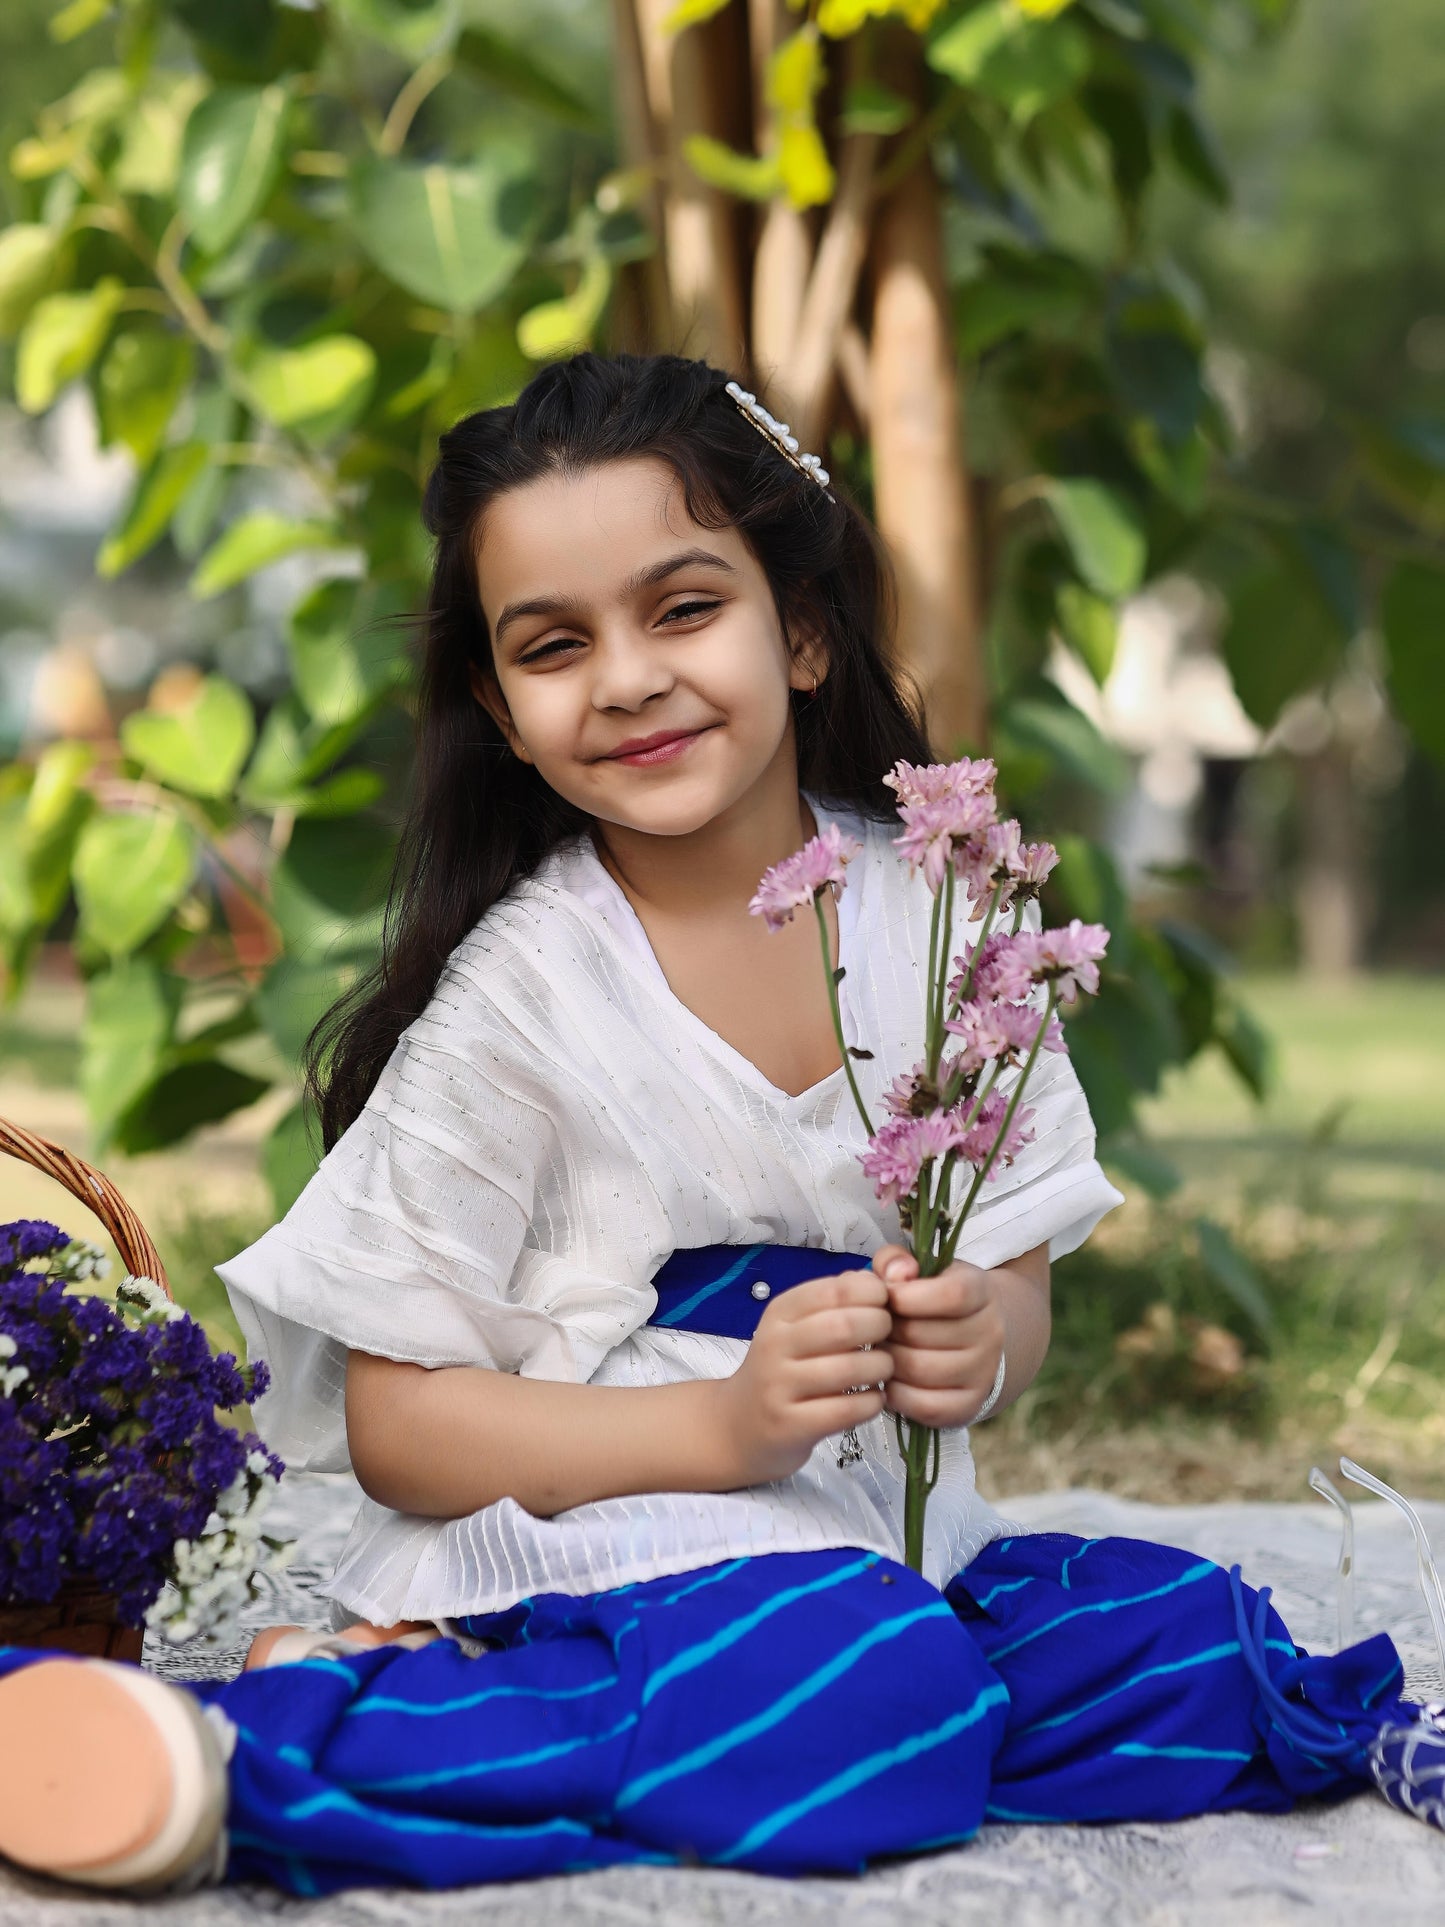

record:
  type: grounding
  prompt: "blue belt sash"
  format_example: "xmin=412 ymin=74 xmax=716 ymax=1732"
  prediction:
xmin=647 ymin=1243 xmax=872 ymax=1342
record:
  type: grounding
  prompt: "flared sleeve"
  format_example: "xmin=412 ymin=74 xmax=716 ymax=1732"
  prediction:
xmin=216 ymin=966 xmax=660 ymax=1473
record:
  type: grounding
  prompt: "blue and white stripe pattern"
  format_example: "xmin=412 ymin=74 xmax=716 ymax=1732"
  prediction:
xmin=0 ymin=1531 xmax=1416 ymax=1893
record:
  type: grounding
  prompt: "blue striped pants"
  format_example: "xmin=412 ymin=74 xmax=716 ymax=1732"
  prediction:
xmin=1 ymin=1530 xmax=1404 ymax=1894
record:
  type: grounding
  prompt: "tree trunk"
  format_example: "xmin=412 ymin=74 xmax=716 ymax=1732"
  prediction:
xmin=630 ymin=0 xmax=748 ymax=369
xmin=866 ymin=36 xmax=984 ymax=754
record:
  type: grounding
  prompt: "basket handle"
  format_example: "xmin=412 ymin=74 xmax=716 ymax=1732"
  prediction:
xmin=0 ymin=1116 xmax=171 ymax=1298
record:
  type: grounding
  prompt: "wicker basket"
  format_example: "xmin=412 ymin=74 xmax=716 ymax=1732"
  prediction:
xmin=0 ymin=1115 xmax=173 ymax=1664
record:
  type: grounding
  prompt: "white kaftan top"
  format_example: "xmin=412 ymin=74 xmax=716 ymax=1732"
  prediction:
xmin=218 ymin=795 xmax=1123 ymax=1623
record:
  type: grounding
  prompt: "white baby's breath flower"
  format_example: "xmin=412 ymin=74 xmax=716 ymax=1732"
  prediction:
xmin=55 ymin=1238 xmax=110 ymax=1284
xmin=0 ymin=1335 xmax=16 ymax=1359
xmin=0 ymin=1364 xmax=28 ymax=1397
xmin=117 ymin=1274 xmax=186 ymax=1322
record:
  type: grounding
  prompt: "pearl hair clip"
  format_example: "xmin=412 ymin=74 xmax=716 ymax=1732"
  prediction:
xmin=725 ymin=379 xmax=835 ymax=499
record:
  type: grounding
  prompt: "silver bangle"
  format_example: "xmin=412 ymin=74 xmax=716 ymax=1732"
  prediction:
xmin=971 ymin=1350 xmax=1008 ymax=1424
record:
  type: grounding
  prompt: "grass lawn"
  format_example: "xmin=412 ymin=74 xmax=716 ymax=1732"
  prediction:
xmin=2 ymin=967 xmax=1441 ymax=1503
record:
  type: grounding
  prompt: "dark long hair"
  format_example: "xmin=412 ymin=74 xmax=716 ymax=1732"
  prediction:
xmin=308 ymin=350 xmax=934 ymax=1148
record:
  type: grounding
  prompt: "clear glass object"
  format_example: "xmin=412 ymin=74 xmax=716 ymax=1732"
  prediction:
xmin=1308 ymin=1464 xmax=1356 ymax=1651
xmin=1339 ymin=1456 xmax=1445 ymax=1692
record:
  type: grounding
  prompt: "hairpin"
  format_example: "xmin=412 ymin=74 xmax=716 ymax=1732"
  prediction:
xmin=725 ymin=379 xmax=834 ymax=499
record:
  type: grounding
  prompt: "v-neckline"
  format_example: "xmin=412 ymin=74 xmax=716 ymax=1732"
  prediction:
xmin=561 ymin=796 xmax=868 ymax=1113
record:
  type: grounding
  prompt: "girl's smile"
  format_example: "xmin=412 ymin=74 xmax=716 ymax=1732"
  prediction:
xmin=600 ymin=724 xmax=721 ymax=766
xmin=470 ymin=455 xmax=826 ymax=856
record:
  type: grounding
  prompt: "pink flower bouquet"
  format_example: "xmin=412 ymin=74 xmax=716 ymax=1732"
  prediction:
xmin=751 ymin=760 xmax=1109 ymax=1572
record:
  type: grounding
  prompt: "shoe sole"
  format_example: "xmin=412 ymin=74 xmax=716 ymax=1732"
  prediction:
xmin=0 ymin=1660 xmax=227 ymax=1893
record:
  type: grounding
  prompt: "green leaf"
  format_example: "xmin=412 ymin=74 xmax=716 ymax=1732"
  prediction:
xmin=81 ymin=960 xmax=181 ymax=1145
xmin=1358 ymin=419 xmax=1445 ymax=531
xmin=454 ymin=26 xmax=602 ymax=130
xmin=50 ymin=0 xmax=111 ymax=42
xmin=1040 ymin=479 xmax=1147 ymax=599
xmin=517 ymin=256 xmax=612 ymax=362
xmin=114 ymin=76 xmax=208 ymax=198
xmin=1049 ymin=832 xmax=1131 ymax=945
xmin=1057 ymin=1013 xmax=1137 ymax=1137
xmin=170 ymin=387 xmax=239 ymax=559
xmin=1214 ymin=993 xmax=1273 ymax=1102
xmin=681 ymin=135 xmax=780 ymax=201
xmin=191 ymin=512 xmax=345 ymax=599
xmin=97 ymin=326 xmax=195 ymax=463
xmin=269 ymin=816 xmax=393 ymax=962
xmin=98 ymin=443 xmax=210 ymax=578
xmin=956 ymin=253 xmax=1092 ymax=357
xmin=1168 ymin=103 xmax=1229 ymax=205
xmin=120 ymin=674 xmax=255 ymax=799
xmin=329 ymin=0 xmax=450 ymax=58
xmin=1102 ymin=1136 xmax=1182 ymax=1199
xmin=22 ymin=740 xmax=93 ymax=927
xmin=178 ymin=84 xmax=290 ymax=255
xmin=1055 ymin=582 xmax=1117 ymax=684
xmin=1194 ymin=1217 xmax=1274 ymax=1346
xmin=73 ymin=811 xmax=194 ymax=955
xmin=1381 ymin=561 xmax=1445 ymax=765
xmin=263 ymin=1100 xmax=320 ymax=1217
xmin=1220 ymin=543 xmax=1349 ymax=730
xmin=928 ymin=2 xmax=1091 ymax=123
xmin=287 ymin=577 xmax=410 ymax=727
xmin=291 ymin=767 xmax=388 ymax=817
xmin=998 ymin=692 xmax=1131 ymax=794
xmin=111 ymin=1059 xmax=270 ymax=1155
xmin=169 ymin=0 xmax=324 ymax=85
xmin=246 ymin=334 xmax=377 ymax=433
xmin=349 ymin=154 xmax=536 ymax=312
xmin=16 ymin=277 xmax=125 ymax=413
xmin=257 ymin=953 xmax=371 ymax=1062
xmin=0 ymin=224 xmax=61 ymax=338
xmin=839 ymin=80 xmax=915 ymax=136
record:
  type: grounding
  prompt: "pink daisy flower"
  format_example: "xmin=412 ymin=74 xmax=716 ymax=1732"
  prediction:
xmin=948 ymin=933 xmax=1036 ymax=1008
xmin=1013 ymin=919 xmax=1110 ymax=1003
xmin=859 ymin=1111 xmax=965 ymax=1204
xmin=748 ymin=823 xmax=864 ymax=932
xmin=957 ymin=1090 xmax=1036 ymax=1176
xmin=892 ymin=792 xmax=996 ymax=895
xmin=883 ymin=757 xmax=998 ymax=810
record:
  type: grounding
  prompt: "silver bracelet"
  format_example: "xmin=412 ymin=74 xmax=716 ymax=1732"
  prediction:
xmin=971 ymin=1349 xmax=1008 ymax=1424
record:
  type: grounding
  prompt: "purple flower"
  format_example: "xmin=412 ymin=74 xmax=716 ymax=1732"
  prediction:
xmin=0 ymin=1222 xmax=66 ymax=1281
xmin=861 ymin=1111 xmax=967 ymax=1204
xmin=749 ymin=823 xmax=864 ymax=931
xmin=0 ymin=1221 xmax=284 ymax=1622
xmin=1013 ymin=920 xmax=1111 ymax=1003
xmin=892 ymin=793 xmax=997 ymax=895
xmin=883 ymin=757 xmax=998 ymax=810
xmin=949 ymin=933 xmax=1037 ymax=1007
xmin=956 ymin=1091 xmax=1036 ymax=1177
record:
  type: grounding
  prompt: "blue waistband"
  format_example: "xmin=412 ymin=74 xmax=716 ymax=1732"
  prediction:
xmin=648 ymin=1244 xmax=872 ymax=1342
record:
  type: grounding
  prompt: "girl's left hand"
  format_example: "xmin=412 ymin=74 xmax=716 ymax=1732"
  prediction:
xmin=871 ymin=1244 xmax=1005 ymax=1428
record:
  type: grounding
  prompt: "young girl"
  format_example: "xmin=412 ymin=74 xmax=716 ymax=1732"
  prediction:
xmin=2 ymin=352 xmax=1440 ymax=1897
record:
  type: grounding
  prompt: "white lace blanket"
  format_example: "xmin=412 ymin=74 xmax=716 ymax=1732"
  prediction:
xmin=3 ymin=1477 xmax=1442 ymax=1925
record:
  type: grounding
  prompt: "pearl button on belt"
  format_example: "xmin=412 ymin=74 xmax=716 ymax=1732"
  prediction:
xmin=750 ymin=1280 xmax=771 ymax=1300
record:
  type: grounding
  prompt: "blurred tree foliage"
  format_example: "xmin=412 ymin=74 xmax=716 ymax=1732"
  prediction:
xmin=0 ymin=0 xmax=1439 ymax=1230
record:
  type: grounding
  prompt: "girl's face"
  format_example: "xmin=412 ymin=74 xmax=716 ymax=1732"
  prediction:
xmin=472 ymin=456 xmax=824 ymax=839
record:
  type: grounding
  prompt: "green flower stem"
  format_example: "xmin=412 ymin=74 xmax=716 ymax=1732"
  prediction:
xmin=815 ymin=893 xmax=874 ymax=1139
xmin=923 ymin=878 xmax=945 ymax=1075
xmin=927 ymin=868 xmax=955 ymax=1076
xmin=939 ymin=987 xmax=1059 ymax=1271
xmin=942 ymin=882 xmax=1005 ymax=1039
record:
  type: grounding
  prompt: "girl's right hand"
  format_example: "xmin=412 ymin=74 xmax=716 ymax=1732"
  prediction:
xmin=712 ymin=1271 xmax=895 ymax=1486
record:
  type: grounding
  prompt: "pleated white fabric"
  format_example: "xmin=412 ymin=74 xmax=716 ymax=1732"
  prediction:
xmin=218 ymin=794 xmax=1124 ymax=1620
